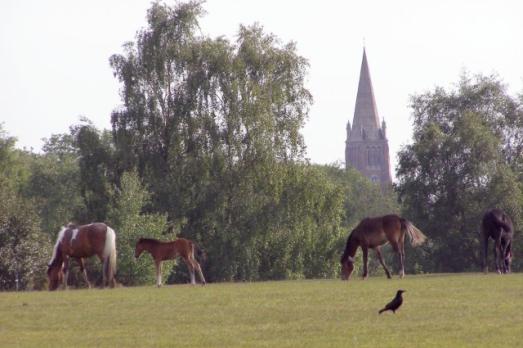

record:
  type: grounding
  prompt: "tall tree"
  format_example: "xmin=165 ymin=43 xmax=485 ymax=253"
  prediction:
xmin=72 ymin=119 xmax=115 ymax=222
xmin=108 ymin=170 xmax=168 ymax=286
xmin=396 ymin=74 xmax=523 ymax=272
xmin=108 ymin=1 xmax=352 ymax=282
xmin=24 ymin=133 xmax=85 ymax=237
xmin=109 ymin=1 xmax=311 ymax=215
xmin=0 ymin=125 xmax=50 ymax=290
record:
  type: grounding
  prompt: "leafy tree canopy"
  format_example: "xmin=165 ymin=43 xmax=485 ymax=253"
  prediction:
xmin=396 ymin=73 xmax=523 ymax=272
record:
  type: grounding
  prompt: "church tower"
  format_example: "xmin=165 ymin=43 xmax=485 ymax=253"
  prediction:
xmin=345 ymin=49 xmax=392 ymax=188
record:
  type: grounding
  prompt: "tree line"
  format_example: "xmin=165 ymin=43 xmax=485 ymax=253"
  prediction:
xmin=1 ymin=1 xmax=521 ymax=290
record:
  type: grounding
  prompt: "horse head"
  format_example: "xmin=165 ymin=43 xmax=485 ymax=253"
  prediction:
xmin=47 ymin=262 xmax=64 ymax=291
xmin=341 ymin=256 xmax=355 ymax=280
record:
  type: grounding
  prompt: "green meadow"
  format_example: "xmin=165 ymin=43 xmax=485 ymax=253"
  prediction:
xmin=1 ymin=273 xmax=522 ymax=347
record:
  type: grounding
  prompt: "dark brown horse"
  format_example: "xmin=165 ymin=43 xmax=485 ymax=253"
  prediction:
xmin=340 ymin=214 xmax=427 ymax=280
xmin=135 ymin=238 xmax=206 ymax=287
xmin=481 ymin=208 xmax=514 ymax=274
xmin=47 ymin=223 xmax=117 ymax=290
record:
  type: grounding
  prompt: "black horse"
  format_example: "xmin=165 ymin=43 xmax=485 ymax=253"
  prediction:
xmin=481 ymin=208 xmax=513 ymax=274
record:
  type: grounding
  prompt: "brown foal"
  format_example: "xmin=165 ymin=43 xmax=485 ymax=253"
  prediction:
xmin=135 ymin=238 xmax=206 ymax=287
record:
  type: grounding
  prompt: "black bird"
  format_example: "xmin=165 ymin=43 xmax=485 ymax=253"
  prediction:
xmin=379 ymin=290 xmax=406 ymax=314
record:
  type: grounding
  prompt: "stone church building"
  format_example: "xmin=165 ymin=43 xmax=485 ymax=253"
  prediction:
xmin=345 ymin=49 xmax=392 ymax=189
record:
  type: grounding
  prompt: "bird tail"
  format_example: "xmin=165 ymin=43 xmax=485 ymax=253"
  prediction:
xmin=378 ymin=308 xmax=386 ymax=314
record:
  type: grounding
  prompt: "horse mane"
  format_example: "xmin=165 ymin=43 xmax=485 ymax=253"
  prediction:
xmin=48 ymin=226 xmax=68 ymax=267
xmin=497 ymin=215 xmax=513 ymax=234
xmin=138 ymin=237 xmax=163 ymax=244
xmin=340 ymin=232 xmax=356 ymax=263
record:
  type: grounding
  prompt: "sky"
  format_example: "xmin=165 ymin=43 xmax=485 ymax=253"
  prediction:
xmin=1 ymin=0 xmax=522 ymax=181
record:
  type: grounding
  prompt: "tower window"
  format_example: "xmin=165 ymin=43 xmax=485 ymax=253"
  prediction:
xmin=367 ymin=147 xmax=381 ymax=168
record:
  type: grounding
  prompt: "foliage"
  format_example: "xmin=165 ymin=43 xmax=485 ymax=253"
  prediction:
xmin=108 ymin=1 xmax=345 ymax=282
xmin=396 ymin=74 xmax=523 ymax=272
xmin=0 ymin=125 xmax=50 ymax=290
xmin=72 ymin=119 xmax=115 ymax=222
xmin=319 ymin=163 xmax=401 ymax=275
xmin=4 ymin=2 xmax=523 ymax=287
xmin=23 ymin=133 xmax=85 ymax=238
xmin=321 ymin=164 xmax=399 ymax=225
xmin=0 ymin=192 xmax=50 ymax=291
xmin=108 ymin=170 xmax=169 ymax=286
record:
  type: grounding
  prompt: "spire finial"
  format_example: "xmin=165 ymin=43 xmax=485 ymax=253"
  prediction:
xmin=363 ymin=37 xmax=366 ymax=49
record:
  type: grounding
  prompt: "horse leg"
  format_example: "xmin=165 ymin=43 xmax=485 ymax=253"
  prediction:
xmin=194 ymin=260 xmax=206 ymax=285
xmin=362 ymin=247 xmax=369 ymax=280
xmin=494 ymin=239 xmax=502 ymax=274
xmin=189 ymin=257 xmax=206 ymax=285
xmin=391 ymin=242 xmax=404 ymax=278
xmin=102 ymin=256 xmax=108 ymax=288
xmin=399 ymin=235 xmax=407 ymax=278
xmin=399 ymin=245 xmax=406 ymax=279
xmin=78 ymin=258 xmax=91 ymax=289
xmin=184 ymin=258 xmax=196 ymax=285
xmin=375 ymin=247 xmax=391 ymax=279
xmin=481 ymin=229 xmax=489 ymax=273
xmin=505 ymin=242 xmax=512 ymax=273
xmin=62 ymin=257 xmax=70 ymax=290
xmin=501 ymin=241 xmax=510 ymax=274
xmin=156 ymin=261 xmax=163 ymax=287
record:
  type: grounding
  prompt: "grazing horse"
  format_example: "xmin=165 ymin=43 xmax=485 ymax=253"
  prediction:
xmin=340 ymin=214 xmax=427 ymax=280
xmin=135 ymin=238 xmax=206 ymax=287
xmin=47 ymin=223 xmax=117 ymax=290
xmin=481 ymin=208 xmax=514 ymax=274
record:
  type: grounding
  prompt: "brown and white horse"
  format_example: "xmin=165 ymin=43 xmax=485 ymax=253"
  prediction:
xmin=135 ymin=238 xmax=206 ymax=287
xmin=340 ymin=214 xmax=427 ymax=280
xmin=47 ymin=223 xmax=117 ymax=290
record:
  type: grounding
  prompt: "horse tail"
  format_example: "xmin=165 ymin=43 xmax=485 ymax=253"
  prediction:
xmin=192 ymin=242 xmax=207 ymax=264
xmin=400 ymin=218 xmax=427 ymax=247
xmin=103 ymin=226 xmax=117 ymax=287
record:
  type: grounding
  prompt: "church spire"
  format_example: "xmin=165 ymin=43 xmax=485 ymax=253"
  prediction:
xmin=345 ymin=48 xmax=392 ymax=189
xmin=350 ymin=49 xmax=380 ymax=140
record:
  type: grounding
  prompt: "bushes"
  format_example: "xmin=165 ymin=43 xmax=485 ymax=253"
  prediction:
xmin=108 ymin=171 xmax=169 ymax=286
xmin=0 ymin=189 xmax=50 ymax=291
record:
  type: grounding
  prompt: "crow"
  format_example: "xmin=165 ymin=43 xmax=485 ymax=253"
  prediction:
xmin=379 ymin=289 xmax=406 ymax=314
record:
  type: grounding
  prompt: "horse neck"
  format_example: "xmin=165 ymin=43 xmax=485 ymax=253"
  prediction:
xmin=341 ymin=234 xmax=360 ymax=262
xmin=139 ymin=239 xmax=158 ymax=254
xmin=49 ymin=246 xmax=64 ymax=268
xmin=346 ymin=237 xmax=360 ymax=257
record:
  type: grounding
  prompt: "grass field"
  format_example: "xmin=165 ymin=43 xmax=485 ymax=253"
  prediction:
xmin=1 ymin=273 xmax=522 ymax=347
